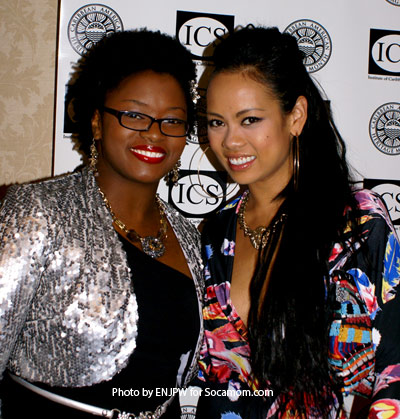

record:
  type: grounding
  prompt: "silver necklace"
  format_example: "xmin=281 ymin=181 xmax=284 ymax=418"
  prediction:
xmin=99 ymin=188 xmax=168 ymax=258
xmin=238 ymin=191 xmax=287 ymax=250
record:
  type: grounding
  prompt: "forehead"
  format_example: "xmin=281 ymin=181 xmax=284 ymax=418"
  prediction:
xmin=118 ymin=70 xmax=180 ymax=87
xmin=106 ymin=70 xmax=186 ymax=107
xmin=207 ymin=70 xmax=279 ymax=110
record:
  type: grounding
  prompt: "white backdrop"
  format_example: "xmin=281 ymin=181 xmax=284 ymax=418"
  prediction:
xmin=54 ymin=0 xmax=400 ymax=231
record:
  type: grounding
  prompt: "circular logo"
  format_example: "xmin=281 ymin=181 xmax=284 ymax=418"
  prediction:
xmin=371 ymin=34 xmax=400 ymax=73
xmin=284 ymin=19 xmax=332 ymax=73
xmin=369 ymin=102 xmax=400 ymax=155
xmin=68 ymin=4 xmax=123 ymax=55
xmin=171 ymin=172 xmax=227 ymax=217
xmin=370 ymin=183 xmax=400 ymax=223
xmin=178 ymin=16 xmax=229 ymax=59
xmin=386 ymin=0 xmax=400 ymax=5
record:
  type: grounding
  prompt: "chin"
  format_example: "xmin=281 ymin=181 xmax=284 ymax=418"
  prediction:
xmin=228 ymin=173 xmax=252 ymax=186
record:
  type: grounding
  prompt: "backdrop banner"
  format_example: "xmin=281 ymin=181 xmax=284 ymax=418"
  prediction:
xmin=55 ymin=0 xmax=400 ymax=231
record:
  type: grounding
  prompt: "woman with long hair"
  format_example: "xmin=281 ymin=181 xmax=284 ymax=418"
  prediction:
xmin=196 ymin=26 xmax=400 ymax=418
xmin=0 ymin=29 xmax=203 ymax=418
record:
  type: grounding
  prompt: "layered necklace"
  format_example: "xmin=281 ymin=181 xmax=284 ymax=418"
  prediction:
xmin=98 ymin=188 xmax=168 ymax=259
xmin=238 ymin=191 xmax=287 ymax=250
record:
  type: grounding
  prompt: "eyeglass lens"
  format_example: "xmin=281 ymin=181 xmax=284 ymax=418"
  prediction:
xmin=120 ymin=113 xmax=187 ymax=137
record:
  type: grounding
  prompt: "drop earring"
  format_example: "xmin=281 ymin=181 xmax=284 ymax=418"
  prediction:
xmin=164 ymin=159 xmax=181 ymax=186
xmin=89 ymin=138 xmax=99 ymax=177
xmin=292 ymin=135 xmax=300 ymax=192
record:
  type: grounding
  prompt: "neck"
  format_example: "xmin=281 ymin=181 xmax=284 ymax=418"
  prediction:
xmin=95 ymin=173 xmax=160 ymax=224
xmin=247 ymin=183 xmax=284 ymax=212
xmin=245 ymin=161 xmax=292 ymax=213
xmin=243 ymin=184 xmax=286 ymax=229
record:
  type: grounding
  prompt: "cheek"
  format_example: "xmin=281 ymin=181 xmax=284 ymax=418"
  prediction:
xmin=209 ymin=141 xmax=221 ymax=157
xmin=174 ymin=141 xmax=186 ymax=155
xmin=102 ymin=122 xmax=128 ymax=143
xmin=260 ymin=125 xmax=291 ymax=151
xmin=167 ymin=141 xmax=186 ymax=162
xmin=208 ymin=134 xmax=223 ymax=154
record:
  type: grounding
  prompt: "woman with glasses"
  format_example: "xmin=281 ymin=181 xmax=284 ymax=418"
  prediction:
xmin=0 ymin=29 xmax=203 ymax=418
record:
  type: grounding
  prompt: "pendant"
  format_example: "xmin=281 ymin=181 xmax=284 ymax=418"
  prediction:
xmin=140 ymin=236 xmax=166 ymax=258
xmin=249 ymin=226 xmax=268 ymax=250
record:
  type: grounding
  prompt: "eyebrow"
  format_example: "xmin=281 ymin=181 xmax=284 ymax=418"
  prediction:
xmin=237 ymin=108 xmax=265 ymax=116
xmin=206 ymin=111 xmax=224 ymax=118
xmin=207 ymin=108 xmax=265 ymax=118
xmin=122 ymin=99 xmax=187 ymax=113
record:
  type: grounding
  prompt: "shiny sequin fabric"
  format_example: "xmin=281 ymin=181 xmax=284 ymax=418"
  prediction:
xmin=0 ymin=167 xmax=204 ymax=390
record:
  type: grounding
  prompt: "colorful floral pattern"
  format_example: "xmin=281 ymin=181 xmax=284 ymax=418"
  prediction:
xmin=373 ymin=365 xmax=400 ymax=396
xmin=198 ymin=190 xmax=400 ymax=418
xmin=369 ymin=398 xmax=400 ymax=419
xmin=382 ymin=233 xmax=400 ymax=304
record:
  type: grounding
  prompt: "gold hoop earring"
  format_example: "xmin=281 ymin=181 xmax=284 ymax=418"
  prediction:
xmin=89 ymin=138 xmax=99 ymax=177
xmin=193 ymin=146 xmax=238 ymax=200
xmin=292 ymin=136 xmax=300 ymax=192
xmin=164 ymin=159 xmax=181 ymax=186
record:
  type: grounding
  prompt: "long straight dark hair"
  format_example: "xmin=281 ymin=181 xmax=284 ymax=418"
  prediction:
xmin=211 ymin=26 xmax=359 ymax=417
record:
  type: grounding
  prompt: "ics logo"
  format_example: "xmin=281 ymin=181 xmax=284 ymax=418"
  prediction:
xmin=363 ymin=179 xmax=400 ymax=229
xmin=68 ymin=4 xmax=123 ymax=55
xmin=369 ymin=102 xmax=400 ymax=155
xmin=284 ymin=19 xmax=332 ymax=73
xmin=176 ymin=11 xmax=234 ymax=60
xmin=168 ymin=170 xmax=229 ymax=219
xmin=369 ymin=29 xmax=400 ymax=76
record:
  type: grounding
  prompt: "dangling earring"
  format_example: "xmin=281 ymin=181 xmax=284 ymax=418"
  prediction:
xmin=292 ymin=136 xmax=300 ymax=192
xmin=164 ymin=159 xmax=181 ymax=186
xmin=190 ymin=80 xmax=201 ymax=104
xmin=89 ymin=138 xmax=99 ymax=177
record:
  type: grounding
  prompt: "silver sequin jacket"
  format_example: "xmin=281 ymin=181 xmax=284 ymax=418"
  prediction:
xmin=0 ymin=167 xmax=204 ymax=389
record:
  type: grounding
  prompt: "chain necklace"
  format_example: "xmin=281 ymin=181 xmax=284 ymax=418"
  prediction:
xmin=238 ymin=191 xmax=287 ymax=250
xmin=98 ymin=188 xmax=168 ymax=258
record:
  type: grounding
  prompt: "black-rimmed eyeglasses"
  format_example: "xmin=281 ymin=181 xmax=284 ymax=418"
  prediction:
xmin=103 ymin=107 xmax=189 ymax=138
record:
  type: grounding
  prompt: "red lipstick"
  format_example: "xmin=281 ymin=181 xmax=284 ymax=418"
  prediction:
xmin=130 ymin=145 xmax=166 ymax=164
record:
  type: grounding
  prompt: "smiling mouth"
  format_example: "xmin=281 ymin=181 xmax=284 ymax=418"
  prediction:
xmin=130 ymin=146 xmax=166 ymax=164
xmin=228 ymin=156 xmax=256 ymax=166
xmin=132 ymin=149 xmax=165 ymax=158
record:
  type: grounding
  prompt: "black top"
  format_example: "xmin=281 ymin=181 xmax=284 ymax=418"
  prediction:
xmin=0 ymin=235 xmax=199 ymax=418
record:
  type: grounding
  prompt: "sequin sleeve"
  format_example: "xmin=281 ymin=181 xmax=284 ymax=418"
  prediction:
xmin=0 ymin=184 xmax=52 ymax=378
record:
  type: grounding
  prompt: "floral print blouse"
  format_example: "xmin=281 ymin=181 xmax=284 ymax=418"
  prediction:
xmin=197 ymin=190 xmax=400 ymax=418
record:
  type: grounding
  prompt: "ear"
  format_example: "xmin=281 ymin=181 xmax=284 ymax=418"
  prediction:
xmin=91 ymin=109 xmax=102 ymax=140
xmin=289 ymin=96 xmax=308 ymax=137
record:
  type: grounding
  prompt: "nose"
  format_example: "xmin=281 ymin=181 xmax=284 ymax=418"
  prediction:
xmin=141 ymin=120 xmax=164 ymax=143
xmin=222 ymin=127 xmax=245 ymax=151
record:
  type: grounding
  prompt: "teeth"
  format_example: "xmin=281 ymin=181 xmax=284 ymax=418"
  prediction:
xmin=132 ymin=149 xmax=165 ymax=158
xmin=229 ymin=156 xmax=256 ymax=165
